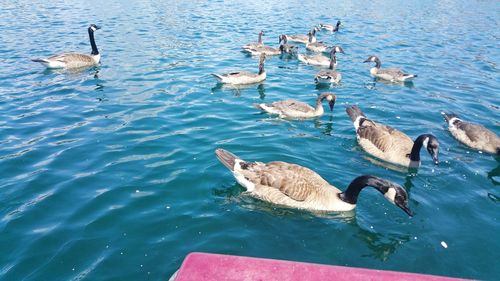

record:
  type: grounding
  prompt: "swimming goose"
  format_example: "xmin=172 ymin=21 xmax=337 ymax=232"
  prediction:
xmin=319 ymin=21 xmax=341 ymax=33
xmin=363 ymin=56 xmax=417 ymax=82
xmin=278 ymin=35 xmax=299 ymax=55
xmin=255 ymin=92 xmax=336 ymax=119
xmin=32 ymin=24 xmax=101 ymax=69
xmin=314 ymin=48 xmax=344 ymax=84
xmin=242 ymin=30 xmax=264 ymax=50
xmin=346 ymin=105 xmax=439 ymax=168
xmin=242 ymin=36 xmax=288 ymax=56
xmin=243 ymin=44 xmax=281 ymax=56
xmin=212 ymin=53 xmax=266 ymax=85
xmin=443 ymin=113 xmax=500 ymax=155
xmin=298 ymin=46 xmax=344 ymax=67
xmin=305 ymin=32 xmax=330 ymax=52
xmin=215 ymin=148 xmax=413 ymax=215
xmin=285 ymin=28 xmax=317 ymax=44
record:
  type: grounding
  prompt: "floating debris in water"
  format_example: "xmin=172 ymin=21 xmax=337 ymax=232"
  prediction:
xmin=441 ymin=241 xmax=448 ymax=248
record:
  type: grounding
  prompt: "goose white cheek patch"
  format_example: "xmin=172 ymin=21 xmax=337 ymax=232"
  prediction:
xmin=384 ymin=187 xmax=397 ymax=203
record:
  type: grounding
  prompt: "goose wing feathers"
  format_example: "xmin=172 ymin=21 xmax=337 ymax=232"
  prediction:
xmin=456 ymin=122 xmax=500 ymax=153
xmin=49 ymin=53 xmax=94 ymax=63
xmin=222 ymin=72 xmax=258 ymax=79
xmin=358 ymin=122 xmax=413 ymax=153
xmin=460 ymin=123 xmax=493 ymax=142
xmin=270 ymin=100 xmax=313 ymax=113
xmin=316 ymin=70 xmax=339 ymax=79
xmin=241 ymin=161 xmax=330 ymax=202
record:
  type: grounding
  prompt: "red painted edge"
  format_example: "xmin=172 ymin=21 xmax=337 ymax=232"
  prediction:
xmin=173 ymin=252 xmax=472 ymax=281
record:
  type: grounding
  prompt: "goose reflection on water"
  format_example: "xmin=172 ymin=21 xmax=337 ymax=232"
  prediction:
xmin=211 ymin=82 xmax=265 ymax=99
xmin=487 ymin=162 xmax=500 ymax=186
xmin=365 ymin=78 xmax=415 ymax=90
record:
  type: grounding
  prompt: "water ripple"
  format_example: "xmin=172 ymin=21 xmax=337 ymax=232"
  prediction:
xmin=0 ymin=0 xmax=499 ymax=281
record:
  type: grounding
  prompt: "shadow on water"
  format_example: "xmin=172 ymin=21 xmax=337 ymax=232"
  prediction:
xmin=356 ymin=226 xmax=411 ymax=261
xmin=211 ymin=82 xmax=265 ymax=99
xmin=364 ymin=78 xmax=415 ymax=90
xmin=487 ymin=160 xmax=500 ymax=186
xmin=42 ymin=65 xmax=101 ymax=77
xmin=314 ymin=115 xmax=334 ymax=136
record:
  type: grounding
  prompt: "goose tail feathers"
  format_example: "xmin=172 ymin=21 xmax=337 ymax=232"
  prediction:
xmin=402 ymin=74 xmax=417 ymax=80
xmin=442 ymin=112 xmax=460 ymax=123
xmin=253 ymin=103 xmax=265 ymax=110
xmin=211 ymin=73 xmax=223 ymax=81
xmin=31 ymin=58 xmax=49 ymax=63
xmin=215 ymin=149 xmax=239 ymax=171
xmin=346 ymin=105 xmax=365 ymax=122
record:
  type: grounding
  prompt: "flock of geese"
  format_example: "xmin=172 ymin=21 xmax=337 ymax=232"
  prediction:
xmin=32 ymin=23 xmax=500 ymax=218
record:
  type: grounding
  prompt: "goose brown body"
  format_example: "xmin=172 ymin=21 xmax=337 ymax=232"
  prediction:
xmin=444 ymin=113 xmax=500 ymax=155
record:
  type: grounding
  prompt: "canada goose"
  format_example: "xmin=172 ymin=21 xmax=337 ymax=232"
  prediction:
xmin=242 ymin=36 xmax=290 ymax=56
xmin=243 ymin=45 xmax=281 ymax=56
xmin=285 ymin=28 xmax=317 ymax=44
xmin=255 ymin=92 xmax=336 ymax=119
xmin=363 ymin=56 xmax=417 ymax=82
xmin=212 ymin=53 xmax=266 ymax=85
xmin=319 ymin=21 xmax=341 ymax=33
xmin=298 ymin=46 xmax=344 ymax=67
xmin=314 ymin=47 xmax=344 ymax=84
xmin=346 ymin=105 xmax=439 ymax=168
xmin=443 ymin=113 xmax=500 ymax=155
xmin=278 ymin=35 xmax=298 ymax=55
xmin=32 ymin=24 xmax=101 ymax=69
xmin=305 ymin=32 xmax=330 ymax=52
xmin=242 ymin=30 xmax=264 ymax=50
xmin=215 ymin=149 xmax=413 ymax=215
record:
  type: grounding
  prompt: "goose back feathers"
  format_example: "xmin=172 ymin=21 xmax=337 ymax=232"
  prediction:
xmin=212 ymin=53 xmax=266 ymax=85
xmin=255 ymin=93 xmax=336 ymax=119
xmin=443 ymin=113 xmax=500 ymax=155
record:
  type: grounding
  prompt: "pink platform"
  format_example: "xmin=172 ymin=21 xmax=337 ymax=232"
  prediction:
xmin=172 ymin=252 xmax=471 ymax=281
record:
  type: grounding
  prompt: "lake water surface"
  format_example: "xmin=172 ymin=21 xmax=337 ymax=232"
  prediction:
xmin=0 ymin=0 xmax=499 ymax=280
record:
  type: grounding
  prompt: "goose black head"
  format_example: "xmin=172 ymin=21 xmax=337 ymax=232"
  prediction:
xmin=364 ymin=55 xmax=379 ymax=63
xmin=331 ymin=46 xmax=345 ymax=55
xmin=336 ymin=20 xmax=341 ymax=27
xmin=89 ymin=24 xmax=101 ymax=32
xmin=327 ymin=94 xmax=336 ymax=111
xmin=384 ymin=185 xmax=413 ymax=217
xmin=423 ymin=135 xmax=439 ymax=165
xmin=318 ymin=93 xmax=336 ymax=111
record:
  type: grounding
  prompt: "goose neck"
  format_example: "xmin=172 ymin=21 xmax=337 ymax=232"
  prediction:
xmin=329 ymin=55 xmax=337 ymax=70
xmin=409 ymin=135 xmax=427 ymax=162
xmin=258 ymin=59 xmax=265 ymax=75
xmin=339 ymin=175 xmax=390 ymax=204
xmin=89 ymin=29 xmax=99 ymax=55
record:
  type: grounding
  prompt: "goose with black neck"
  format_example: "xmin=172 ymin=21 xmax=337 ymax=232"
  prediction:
xmin=346 ymin=105 xmax=439 ymax=169
xmin=215 ymin=148 xmax=413 ymax=216
xmin=32 ymin=24 xmax=101 ymax=69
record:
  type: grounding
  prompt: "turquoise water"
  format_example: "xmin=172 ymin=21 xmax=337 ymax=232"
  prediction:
xmin=1 ymin=0 xmax=499 ymax=280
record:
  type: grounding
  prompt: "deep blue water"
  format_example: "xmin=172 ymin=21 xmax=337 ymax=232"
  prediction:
xmin=0 ymin=0 xmax=499 ymax=280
